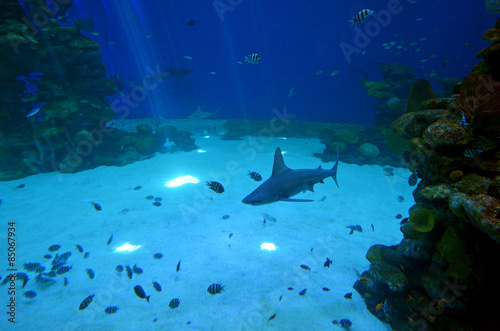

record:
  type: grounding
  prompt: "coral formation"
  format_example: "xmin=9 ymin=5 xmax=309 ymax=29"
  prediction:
xmin=0 ymin=1 xmax=197 ymax=179
xmin=356 ymin=18 xmax=500 ymax=331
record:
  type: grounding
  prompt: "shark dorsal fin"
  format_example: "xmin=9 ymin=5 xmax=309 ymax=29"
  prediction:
xmin=272 ymin=147 xmax=291 ymax=176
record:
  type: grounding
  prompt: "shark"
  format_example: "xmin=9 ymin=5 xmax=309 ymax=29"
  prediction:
xmin=187 ymin=106 xmax=218 ymax=119
xmin=159 ymin=65 xmax=194 ymax=81
xmin=242 ymin=147 xmax=339 ymax=206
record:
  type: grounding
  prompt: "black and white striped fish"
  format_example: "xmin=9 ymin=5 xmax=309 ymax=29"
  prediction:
xmin=23 ymin=290 xmax=37 ymax=299
xmin=245 ymin=53 xmax=262 ymax=64
xmin=408 ymin=172 xmax=419 ymax=186
xmin=104 ymin=306 xmax=119 ymax=314
xmin=207 ymin=181 xmax=224 ymax=193
xmin=152 ymin=281 xmax=162 ymax=292
xmin=248 ymin=171 xmax=262 ymax=181
xmin=349 ymin=9 xmax=374 ymax=26
xmin=79 ymin=294 xmax=95 ymax=310
xmin=169 ymin=298 xmax=180 ymax=309
xmin=464 ymin=148 xmax=483 ymax=158
xmin=207 ymin=283 xmax=225 ymax=295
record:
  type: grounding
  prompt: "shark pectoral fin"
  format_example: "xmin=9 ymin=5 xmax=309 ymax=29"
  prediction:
xmin=280 ymin=198 xmax=314 ymax=202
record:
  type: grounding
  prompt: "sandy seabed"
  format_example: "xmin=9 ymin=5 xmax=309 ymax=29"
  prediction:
xmin=0 ymin=135 xmax=414 ymax=331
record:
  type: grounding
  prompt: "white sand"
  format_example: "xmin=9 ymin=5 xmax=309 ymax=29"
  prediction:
xmin=1 ymin=134 xmax=414 ymax=330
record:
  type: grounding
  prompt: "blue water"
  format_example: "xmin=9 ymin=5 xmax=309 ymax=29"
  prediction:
xmin=45 ymin=0 xmax=496 ymax=124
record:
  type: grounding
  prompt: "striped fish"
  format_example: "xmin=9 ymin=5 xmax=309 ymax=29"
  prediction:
xmin=349 ymin=9 xmax=374 ymax=26
xmin=86 ymin=268 xmax=95 ymax=279
xmin=248 ymin=171 xmax=262 ymax=181
xmin=408 ymin=172 xmax=418 ymax=186
xmin=152 ymin=281 xmax=162 ymax=292
xmin=464 ymin=148 xmax=483 ymax=158
xmin=245 ymin=53 xmax=262 ymax=64
xmin=169 ymin=298 xmax=180 ymax=309
xmin=79 ymin=294 xmax=95 ymax=310
xmin=104 ymin=306 xmax=119 ymax=314
xmin=23 ymin=290 xmax=37 ymax=299
xmin=207 ymin=181 xmax=224 ymax=193
xmin=207 ymin=283 xmax=224 ymax=295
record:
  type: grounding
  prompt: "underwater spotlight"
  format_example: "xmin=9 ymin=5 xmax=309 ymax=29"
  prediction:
xmin=260 ymin=243 xmax=276 ymax=251
xmin=114 ymin=242 xmax=141 ymax=253
xmin=165 ymin=175 xmax=199 ymax=187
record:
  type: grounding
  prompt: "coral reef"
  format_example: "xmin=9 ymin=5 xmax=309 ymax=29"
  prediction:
xmin=355 ymin=19 xmax=500 ymax=331
xmin=0 ymin=1 xmax=196 ymax=179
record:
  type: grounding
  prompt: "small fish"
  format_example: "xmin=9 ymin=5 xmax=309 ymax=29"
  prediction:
xmin=104 ymin=306 xmax=119 ymax=314
xmin=461 ymin=111 xmax=469 ymax=127
xmin=169 ymin=298 xmax=180 ymax=309
xmin=84 ymin=252 xmax=90 ymax=259
xmin=207 ymin=283 xmax=224 ymax=295
xmin=279 ymin=295 xmax=282 ymax=301
xmin=184 ymin=55 xmax=192 ymax=59
xmin=152 ymin=201 xmax=162 ymax=207
xmin=152 ymin=281 xmax=162 ymax=292
xmin=245 ymin=53 xmax=262 ymax=64
xmin=339 ymin=319 xmax=352 ymax=328
xmin=371 ymin=224 xmax=375 ymax=231
xmin=126 ymin=266 xmax=133 ymax=279
xmin=146 ymin=195 xmax=154 ymax=200
xmin=322 ymin=287 xmax=330 ymax=292
xmin=375 ymin=302 xmax=383 ymax=311
xmin=90 ymin=31 xmax=99 ymax=36
xmin=330 ymin=70 xmax=339 ymax=76
xmin=268 ymin=313 xmax=276 ymax=322
xmin=176 ymin=261 xmax=181 ymax=272
xmin=395 ymin=214 xmax=403 ymax=219
xmin=287 ymin=287 xmax=294 ymax=291
xmin=464 ymin=148 xmax=483 ymax=158
xmin=86 ymin=268 xmax=95 ymax=279
xmin=43 ymin=254 xmax=52 ymax=259
xmin=262 ymin=213 xmax=277 ymax=223
xmin=26 ymin=107 xmax=41 ymax=118
xmin=23 ymin=290 xmax=37 ymax=299
xmin=153 ymin=253 xmax=163 ymax=259
xmin=229 ymin=233 xmax=233 ymax=238
xmin=359 ymin=277 xmax=369 ymax=282
xmin=48 ymin=244 xmax=61 ymax=252
xmin=75 ymin=245 xmax=83 ymax=253
xmin=397 ymin=196 xmax=404 ymax=202
xmin=318 ymin=195 xmax=327 ymax=202
xmin=154 ymin=197 xmax=163 ymax=202
xmin=383 ymin=300 xmax=390 ymax=315
xmin=17 ymin=184 xmax=25 ymax=188
xmin=107 ymin=234 xmax=113 ymax=245
xmin=408 ymin=172 xmax=419 ymax=186
xmin=324 ymin=257 xmax=333 ymax=268
xmin=64 ymin=277 xmax=68 ymax=286
xmin=79 ymin=294 xmax=95 ymax=310
xmin=346 ymin=225 xmax=362 ymax=233
xmin=132 ymin=264 xmax=143 ymax=274
xmin=91 ymin=202 xmax=102 ymax=211
xmin=134 ymin=285 xmax=150 ymax=302
xmin=344 ymin=292 xmax=352 ymax=299
xmin=16 ymin=273 xmax=28 ymax=288
xmin=315 ymin=70 xmax=323 ymax=75
xmin=187 ymin=19 xmax=196 ymax=26
xmin=400 ymin=217 xmax=409 ymax=225
xmin=222 ymin=215 xmax=230 ymax=220
xmin=115 ymin=265 xmax=124 ymax=272
xmin=207 ymin=181 xmax=224 ymax=193
xmin=24 ymin=262 xmax=42 ymax=271
xmin=133 ymin=186 xmax=142 ymax=190
xmin=300 ymin=264 xmax=311 ymax=271
xmin=298 ymin=289 xmax=307 ymax=296
xmin=248 ymin=171 xmax=262 ymax=181
xmin=349 ymin=9 xmax=374 ymax=26
xmin=209 ymin=72 xmax=216 ymax=74
xmin=56 ymin=266 xmax=72 ymax=275
xmin=43 ymin=271 xmax=56 ymax=278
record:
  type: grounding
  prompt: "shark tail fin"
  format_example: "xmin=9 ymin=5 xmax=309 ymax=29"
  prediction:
xmin=331 ymin=147 xmax=339 ymax=187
